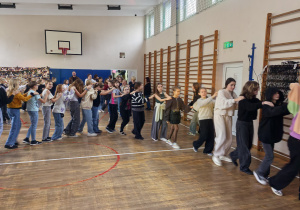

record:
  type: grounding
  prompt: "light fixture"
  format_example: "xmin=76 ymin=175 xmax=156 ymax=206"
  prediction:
xmin=58 ymin=4 xmax=73 ymax=10
xmin=0 ymin=3 xmax=16 ymax=8
xmin=107 ymin=5 xmax=121 ymax=10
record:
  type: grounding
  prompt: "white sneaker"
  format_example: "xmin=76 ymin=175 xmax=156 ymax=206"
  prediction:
xmin=212 ymin=156 xmax=222 ymax=166
xmin=77 ymin=131 xmax=83 ymax=134
xmin=271 ymin=187 xmax=283 ymax=196
xmin=152 ymin=138 xmax=158 ymax=141
xmin=160 ymin=138 xmax=167 ymax=142
xmin=67 ymin=135 xmax=78 ymax=138
xmin=219 ymin=156 xmax=232 ymax=163
xmin=253 ymin=171 xmax=268 ymax=186
xmin=87 ymin=133 xmax=97 ymax=137
xmin=57 ymin=138 xmax=63 ymax=140
xmin=166 ymin=140 xmax=173 ymax=145
xmin=172 ymin=143 xmax=180 ymax=149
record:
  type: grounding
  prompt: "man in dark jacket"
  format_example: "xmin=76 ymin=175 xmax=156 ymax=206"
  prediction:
xmin=254 ymin=88 xmax=290 ymax=185
xmin=69 ymin=71 xmax=79 ymax=85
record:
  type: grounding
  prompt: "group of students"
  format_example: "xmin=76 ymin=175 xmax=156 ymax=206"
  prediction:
xmin=0 ymin=74 xmax=299 ymax=198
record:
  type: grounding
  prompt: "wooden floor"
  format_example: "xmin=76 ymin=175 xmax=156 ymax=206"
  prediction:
xmin=0 ymin=110 xmax=299 ymax=209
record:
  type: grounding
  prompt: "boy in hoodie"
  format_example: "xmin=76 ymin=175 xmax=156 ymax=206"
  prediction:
xmin=253 ymin=87 xmax=290 ymax=184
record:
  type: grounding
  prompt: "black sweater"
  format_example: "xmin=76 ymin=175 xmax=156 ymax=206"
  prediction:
xmin=189 ymin=94 xmax=201 ymax=106
xmin=93 ymin=91 xmax=101 ymax=107
xmin=258 ymin=103 xmax=290 ymax=144
xmin=120 ymin=94 xmax=131 ymax=111
xmin=237 ymin=98 xmax=262 ymax=122
xmin=144 ymin=83 xmax=151 ymax=96
xmin=0 ymin=88 xmax=14 ymax=107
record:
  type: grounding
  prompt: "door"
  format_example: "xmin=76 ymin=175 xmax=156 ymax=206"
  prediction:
xmin=222 ymin=63 xmax=243 ymax=136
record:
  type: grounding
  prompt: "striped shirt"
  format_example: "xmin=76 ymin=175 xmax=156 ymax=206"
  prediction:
xmin=131 ymin=92 xmax=148 ymax=111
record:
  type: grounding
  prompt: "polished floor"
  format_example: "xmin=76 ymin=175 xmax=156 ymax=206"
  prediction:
xmin=0 ymin=109 xmax=299 ymax=209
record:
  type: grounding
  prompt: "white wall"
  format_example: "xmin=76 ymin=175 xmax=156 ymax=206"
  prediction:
xmin=0 ymin=15 xmax=145 ymax=81
xmin=145 ymin=0 xmax=300 ymax=155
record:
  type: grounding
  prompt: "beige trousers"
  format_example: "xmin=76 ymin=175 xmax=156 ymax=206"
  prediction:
xmin=213 ymin=114 xmax=233 ymax=157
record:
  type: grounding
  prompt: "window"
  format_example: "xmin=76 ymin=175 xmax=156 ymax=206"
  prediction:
xmin=180 ymin=0 xmax=197 ymax=21
xmin=146 ymin=12 xmax=155 ymax=38
xmin=160 ymin=1 xmax=172 ymax=32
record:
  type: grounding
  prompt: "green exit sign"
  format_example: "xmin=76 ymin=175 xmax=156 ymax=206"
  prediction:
xmin=224 ymin=41 xmax=233 ymax=49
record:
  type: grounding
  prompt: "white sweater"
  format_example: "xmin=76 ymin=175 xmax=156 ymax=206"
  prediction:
xmin=80 ymin=88 xmax=97 ymax=110
xmin=214 ymin=89 xmax=238 ymax=116
xmin=52 ymin=91 xmax=74 ymax=114
xmin=193 ymin=97 xmax=215 ymax=120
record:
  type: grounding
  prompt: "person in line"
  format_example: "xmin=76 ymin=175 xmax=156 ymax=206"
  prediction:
xmin=24 ymin=81 xmax=49 ymax=145
xmin=192 ymin=87 xmax=217 ymax=155
xmin=229 ymin=81 xmax=273 ymax=175
xmin=253 ymin=88 xmax=290 ymax=184
xmin=131 ymin=82 xmax=149 ymax=140
xmin=165 ymin=86 xmax=189 ymax=149
xmin=69 ymin=71 xmax=79 ymax=84
xmin=129 ymin=76 xmax=136 ymax=92
xmin=0 ymin=78 xmax=11 ymax=124
xmin=268 ymin=83 xmax=300 ymax=197
xmin=144 ymin=77 xmax=152 ymax=110
xmin=85 ymin=74 xmax=96 ymax=85
xmin=212 ymin=78 xmax=244 ymax=166
xmin=188 ymin=83 xmax=201 ymax=136
xmin=119 ymin=85 xmax=132 ymax=135
xmin=150 ymin=83 xmax=171 ymax=142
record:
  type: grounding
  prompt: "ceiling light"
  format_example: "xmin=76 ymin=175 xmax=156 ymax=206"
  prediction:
xmin=58 ymin=4 xmax=73 ymax=10
xmin=0 ymin=3 xmax=16 ymax=8
xmin=107 ymin=5 xmax=121 ymax=10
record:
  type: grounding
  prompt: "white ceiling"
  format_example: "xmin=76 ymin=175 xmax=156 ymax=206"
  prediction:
xmin=0 ymin=0 xmax=160 ymax=16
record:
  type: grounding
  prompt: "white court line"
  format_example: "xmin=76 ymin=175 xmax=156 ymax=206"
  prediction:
xmin=0 ymin=148 xmax=193 ymax=166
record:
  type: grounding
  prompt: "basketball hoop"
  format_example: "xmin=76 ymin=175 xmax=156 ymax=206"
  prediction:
xmin=59 ymin=48 xmax=69 ymax=56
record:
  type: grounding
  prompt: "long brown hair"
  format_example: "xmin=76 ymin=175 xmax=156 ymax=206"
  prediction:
xmin=156 ymin=83 xmax=163 ymax=95
xmin=69 ymin=79 xmax=84 ymax=93
xmin=193 ymin=83 xmax=200 ymax=97
xmin=54 ymin=84 xmax=63 ymax=98
xmin=240 ymin=81 xmax=259 ymax=99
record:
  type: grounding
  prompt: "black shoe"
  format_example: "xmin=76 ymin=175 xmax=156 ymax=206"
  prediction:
xmin=106 ymin=127 xmax=113 ymax=133
xmin=241 ymin=168 xmax=253 ymax=175
xmin=132 ymin=130 xmax=136 ymax=135
xmin=23 ymin=138 xmax=30 ymax=144
xmin=95 ymin=130 xmax=102 ymax=134
xmin=15 ymin=142 xmax=19 ymax=146
xmin=42 ymin=139 xmax=52 ymax=142
xmin=230 ymin=152 xmax=238 ymax=167
xmin=135 ymin=136 xmax=144 ymax=140
xmin=30 ymin=141 xmax=42 ymax=146
xmin=5 ymin=145 xmax=18 ymax=149
xmin=46 ymin=137 xmax=52 ymax=140
xmin=193 ymin=146 xmax=198 ymax=152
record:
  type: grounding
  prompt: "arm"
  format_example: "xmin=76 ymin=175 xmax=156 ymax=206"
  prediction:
xmin=18 ymin=93 xmax=32 ymax=102
xmin=153 ymin=94 xmax=170 ymax=102
xmin=75 ymin=88 xmax=88 ymax=98
xmin=193 ymin=97 xmax=214 ymax=111
xmin=262 ymin=103 xmax=290 ymax=118
xmin=100 ymin=88 xmax=114 ymax=95
xmin=38 ymin=91 xmax=49 ymax=103
xmin=217 ymin=90 xmax=243 ymax=109
xmin=51 ymin=93 xmax=62 ymax=103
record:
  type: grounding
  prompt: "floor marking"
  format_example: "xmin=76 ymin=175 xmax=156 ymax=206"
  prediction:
xmin=0 ymin=148 xmax=193 ymax=166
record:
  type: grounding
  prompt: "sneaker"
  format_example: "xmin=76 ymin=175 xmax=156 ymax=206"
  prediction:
xmin=106 ymin=127 xmax=113 ymax=133
xmin=152 ymin=138 xmax=158 ymax=141
xmin=172 ymin=143 xmax=180 ymax=149
xmin=77 ymin=131 xmax=83 ymax=134
xmin=46 ymin=137 xmax=52 ymax=140
xmin=4 ymin=145 xmax=18 ymax=149
xmin=271 ymin=187 xmax=283 ymax=196
xmin=30 ymin=141 xmax=42 ymax=146
xmin=187 ymin=132 xmax=196 ymax=136
xmin=135 ymin=136 xmax=144 ymax=140
xmin=120 ymin=131 xmax=126 ymax=135
xmin=95 ymin=130 xmax=102 ymax=134
xmin=166 ymin=140 xmax=173 ymax=145
xmin=87 ymin=133 xmax=97 ymax=137
xmin=160 ymin=138 xmax=167 ymax=142
xmin=193 ymin=146 xmax=198 ymax=152
xmin=57 ymin=137 xmax=63 ymax=140
xmin=42 ymin=139 xmax=52 ymax=142
xmin=23 ymin=138 xmax=30 ymax=144
xmin=254 ymin=171 xmax=268 ymax=185
xmin=219 ymin=156 xmax=232 ymax=163
xmin=205 ymin=153 xmax=213 ymax=156
xmin=212 ymin=156 xmax=222 ymax=166
xmin=230 ymin=153 xmax=238 ymax=166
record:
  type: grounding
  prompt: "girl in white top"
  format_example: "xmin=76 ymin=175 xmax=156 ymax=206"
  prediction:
xmin=41 ymin=80 xmax=62 ymax=142
xmin=212 ymin=78 xmax=244 ymax=166
xmin=51 ymin=84 xmax=74 ymax=141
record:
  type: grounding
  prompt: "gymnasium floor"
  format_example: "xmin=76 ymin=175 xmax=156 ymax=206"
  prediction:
xmin=0 ymin=110 xmax=299 ymax=210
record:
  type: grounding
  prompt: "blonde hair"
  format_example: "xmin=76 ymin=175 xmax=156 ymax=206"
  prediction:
xmin=85 ymin=80 xmax=93 ymax=86
xmin=7 ymin=78 xmax=19 ymax=96
xmin=131 ymin=76 xmax=136 ymax=81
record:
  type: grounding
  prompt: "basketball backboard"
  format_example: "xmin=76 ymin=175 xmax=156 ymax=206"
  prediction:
xmin=45 ymin=30 xmax=82 ymax=55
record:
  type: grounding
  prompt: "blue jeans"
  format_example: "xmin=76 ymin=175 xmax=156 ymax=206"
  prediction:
xmin=189 ymin=111 xmax=199 ymax=134
xmin=92 ymin=106 xmax=100 ymax=132
xmin=0 ymin=108 xmax=3 ymax=139
xmin=52 ymin=113 xmax=64 ymax=140
xmin=6 ymin=108 xmax=21 ymax=146
xmin=26 ymin=111 xmax=39 ymax=141
xmin=145 ymin=95 xmax=151 ymax=109
xmin=99 ymin=96 xmax=104 ymax=111
xmin=78 ymin=109 xmax=94 ymax=133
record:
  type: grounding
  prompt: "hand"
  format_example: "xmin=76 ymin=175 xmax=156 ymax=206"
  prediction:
xmin=263 ymin=101 xmax=274 ymax=107
xmin=212 ymin=92 xmax=218 ymax=99
xmin=13 ymin=90 xmax=20 ymax=95
xmin=87 ymin=85 xmax=92 ymax=90
xmin=190 ymin=106 xmax=193 ymax=109
xmin=57 ymin=93 xmax=63 ymax=98
xmin=235 ymin=96 xmax=245 ymax=102
xmin=34 ymin=92 xmax=39 ymax=95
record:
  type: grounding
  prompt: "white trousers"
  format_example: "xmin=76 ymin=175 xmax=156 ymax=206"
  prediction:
xmin=213 ymin=114 xmax=233 ymax=157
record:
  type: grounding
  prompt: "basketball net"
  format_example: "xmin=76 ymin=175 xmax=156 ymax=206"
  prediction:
xmin=59 ymin=48 xmax=69 ymax=56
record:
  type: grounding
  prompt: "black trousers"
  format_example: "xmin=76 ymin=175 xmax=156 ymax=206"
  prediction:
xmin=1 ymin=105 xmax=10 ymax=121
xmin=107 ymin=104 xmax=118 ymax=130
xmin=132 ymin=110 xmax=145 ymax=138
xmin=193 ymin=119 xmax=214 ymax=153
xmin=269 ymin=136 xmax=300 ymax=191
xmin=230 ymin=120 xmax=254 ymax=171
xmin=120 ymin=109 xmax=131 ymax=132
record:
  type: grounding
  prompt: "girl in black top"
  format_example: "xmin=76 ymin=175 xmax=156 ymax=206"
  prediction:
xmin=144 ymin=77 xmax=151 ymax=110
xmin=188 ymin=83 xmax=200 ymax=136
xmin=165 ymin=86 xmax=189 ymax=149
xmin=254 ymin=88 xmax=290 ymax=185
xmin=119 ymin=85 xmax=132 ymax=135
xmin=230 ymin=81 xmax=273 ymax=175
